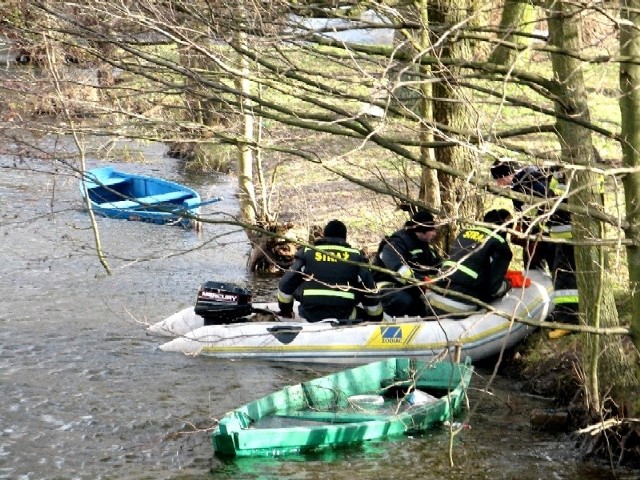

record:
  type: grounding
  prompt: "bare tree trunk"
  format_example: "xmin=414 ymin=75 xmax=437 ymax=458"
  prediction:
xmin=620 ymin=0 xmax=640 ymax=353
xmin=489 ymin=0 xmax=537 ymax=66
xmin=547 ymin=1 xmax=634 ymax=414
xmin=430 ymin=0 xmax=483 ymax=249
xmin=235 ymin=29 xmax=258 ymax=226
xmin=415 ymin=0 xmax=440 ymax=211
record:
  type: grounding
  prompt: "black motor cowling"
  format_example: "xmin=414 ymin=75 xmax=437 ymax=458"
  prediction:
xmin=194 ymin=281 xmax=253 ymax=325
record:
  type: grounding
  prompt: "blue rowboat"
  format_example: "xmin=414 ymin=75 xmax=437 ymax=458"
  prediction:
xmin=79 ymin=166 xmax=221 ymax=228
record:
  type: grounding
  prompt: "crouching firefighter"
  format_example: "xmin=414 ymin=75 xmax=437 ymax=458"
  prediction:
xmin=372 ymin=210 xmax=442 ymax=318
xmin=428 ymin=209 xmax=513 ymax=318
xmin=276 ymin=220 xmax=383 ymax=323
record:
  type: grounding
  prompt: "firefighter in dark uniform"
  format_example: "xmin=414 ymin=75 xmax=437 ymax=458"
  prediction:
xmin=491 ymin=160 xmax=555 ymax=270
xmin=491 ymin=159 xmax=578 ymax=338
xmin=545 ymin=148 xmax=605 ymax=336
xmin=546 ymin=171 xmax=579 ymax=337
xmin=372 ymin=210 xmax=442 ymax=317
xmin=428 ymin=209 xmax=513 ymax=317
xmin=276 ymin=220 xmax=383 ymax=322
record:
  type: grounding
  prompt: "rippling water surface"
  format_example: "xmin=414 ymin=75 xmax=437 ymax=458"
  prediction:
xmin=0 ymin=152 xmax=634 ymax=480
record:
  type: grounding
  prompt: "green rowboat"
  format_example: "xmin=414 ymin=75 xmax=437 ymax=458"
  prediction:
xmin=212 ymin=357 xmax=473 ymax=457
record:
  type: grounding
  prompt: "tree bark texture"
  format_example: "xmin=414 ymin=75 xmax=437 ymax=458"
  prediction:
xmin=620 ymin=0 xmax=640 ymax=353
xmin=489 ymin=0 xmax=537 ymax=67
xmin=547 ymin=1 xmax=634 ymax=412
xmin=415 ymin=1 xmax=441 ymax=211
xmin=430 ymin=0 xmax=483 ymax=249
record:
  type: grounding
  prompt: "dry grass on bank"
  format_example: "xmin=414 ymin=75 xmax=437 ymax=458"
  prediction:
xmin=258 ymin=131 xmax=425 ymax=253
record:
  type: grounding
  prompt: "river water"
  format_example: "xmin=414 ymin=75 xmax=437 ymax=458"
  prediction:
xmin=0 ymin=150 xmax=635 ymax=480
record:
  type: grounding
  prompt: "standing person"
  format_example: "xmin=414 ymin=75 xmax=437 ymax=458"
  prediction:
xmin=490 ymin=159 xmax=555 ymax=270
xmin=546 ymin=169 xmax=579 ymax=338
xmin=276 ymin=220 xmax=383 ymax=323
xmin=428 ymin=209 xmax=513 ymax=317
xmin=491 ymin=159 xmax=578 ymax=338
xmin=372 ymin=210 xmax=442 ymax=317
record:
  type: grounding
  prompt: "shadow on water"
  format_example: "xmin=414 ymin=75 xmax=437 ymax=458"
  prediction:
xmin=0 ymin=152 xmax=637 ymax=479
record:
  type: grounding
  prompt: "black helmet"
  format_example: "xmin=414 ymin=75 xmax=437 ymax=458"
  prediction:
xmin=406 ymin=210 xmax=436 ymax=233
xmin=323 ymin=219 xmax=347 ymax=239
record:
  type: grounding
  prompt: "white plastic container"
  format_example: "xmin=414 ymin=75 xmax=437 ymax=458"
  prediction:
xmin=405 ymin=389 xmax=437 ymax=406
xmin=348 ymin=394 xmax=385 ymax=408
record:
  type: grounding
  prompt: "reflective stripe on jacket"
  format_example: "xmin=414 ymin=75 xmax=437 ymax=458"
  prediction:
xmin=373 ymin=228 xmax=442 ymax=285
xmin=548 ymin=224 xmax=573 ymax=239
xmin=278 ymin=236 xmax=381 ymax=322
xmin=438 ymin=225 xmax=512 ymax=304
xmin=553 ymin=288 xmax=579 ymax=305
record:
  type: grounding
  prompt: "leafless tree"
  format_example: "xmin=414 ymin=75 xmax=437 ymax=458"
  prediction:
xmin=2 ymin=1 xmax=639 ymax=449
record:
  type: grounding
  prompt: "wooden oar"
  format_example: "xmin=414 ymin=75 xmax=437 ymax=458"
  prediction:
xmin=193 ymin=196 xmax=224 ymax=207
xmin=156 ymin=196 xmax=224 ymax=216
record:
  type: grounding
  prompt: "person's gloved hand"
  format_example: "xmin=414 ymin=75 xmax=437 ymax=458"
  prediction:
xmin=397 ymin=265 xmax=414 ymax=284
xmin=278 ymin=310 xmax=296 ymax=319
xmin=420 ymin=276 xmax=433 ymax=291
xmin=504 ymin=270 xmax=532 ymax=288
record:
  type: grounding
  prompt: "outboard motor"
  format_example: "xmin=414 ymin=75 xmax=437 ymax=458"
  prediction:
xmin=194 ymin=281 xmax=253 ymax=325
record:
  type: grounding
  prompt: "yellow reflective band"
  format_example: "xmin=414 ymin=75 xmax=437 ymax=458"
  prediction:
xmin=398 ymin=265 xmax=414 ymax=279
xmin=475 ymin=226 xmax=506 ymax=243
xmin=554 ymin=296 xmax=579 ymax=304
xmin=302 ymin=289 xmax=356 ymax=300
xmin=376 ymin=281 xmax=395 ymax=289
xmin=409 ymin=248 xmax=424 ymax=255
xmin=277 ymin=290 xmax=294 ymax=303
xmin=442 ymin=260 xmax=478 ymax=279
xmin=549 ymin=231 xmax=573 ymax=239
xmin=553 ymin=289 xmax=579 ymax=305
xmin=548 ymin=224 xmax=572 ymax=239
xmin=366 ymin=304 xmax=383 ymax=316
xmin=312 ymin=244 xmax=360 ymax=254
xmin=549 ymin=176 xmax=567 ymax=195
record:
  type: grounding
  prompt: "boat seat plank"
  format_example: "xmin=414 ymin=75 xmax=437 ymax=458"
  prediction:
xmin=274 ymin=410 xmax=393 ymax=423
xmin=86 ymin=177 xmax=129 ymax=188
xmin=100 ymin=191 xmax=192 ymax=209
xmin=135 ymin=191 xmax=192 ymax=203
xmin=100 ymin=200 xmax=140 ymax=209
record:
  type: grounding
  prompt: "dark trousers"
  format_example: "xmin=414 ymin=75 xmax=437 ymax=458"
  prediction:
xmin=299 ymin=303 xmax=354 ymax=323
xmin=379 ymin=286 xmax=428 ymax=317
xmin=512 ymin=221 xmax=555 ymax=271
xmin=523 ymin=238 xmax=556 ymax=271
xmin=552 ymin=243 xmax=579 ymax=324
